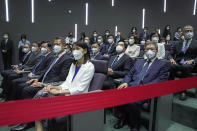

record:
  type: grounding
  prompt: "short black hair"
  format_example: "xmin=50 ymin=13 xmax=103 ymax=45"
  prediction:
xmin=41 ymin=41 xmax=52 ymax=48
xmin=118 ymin=41 xmax=128 ymax=49
xmin=21 ymin=34 xmax=27 ymax=40
xmin=145 ymin=42 xmax=158 ymax=51
xmin=108 ymin=35 xmax=114 ymax=38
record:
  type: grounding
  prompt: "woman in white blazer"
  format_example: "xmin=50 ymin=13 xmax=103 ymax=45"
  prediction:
xmin=35 ymin=42 xmax=95 ymax=131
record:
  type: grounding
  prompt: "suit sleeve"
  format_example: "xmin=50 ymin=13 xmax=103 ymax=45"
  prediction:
xmin=112 ymin=57 xmax=134 ymax=78
xmin=121 ymin=61 xmax=137 ymax=84
xmin=169 ymin=41 xmax=178 ymax=60
xmin=49 ymin=58 xmax=73 ymax=82
xmin=148 ymin=61 xmax=170 ymax=84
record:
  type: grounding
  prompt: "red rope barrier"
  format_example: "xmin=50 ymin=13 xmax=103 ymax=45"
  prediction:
xmin=0 ymin=77 xmax=197 ymax=126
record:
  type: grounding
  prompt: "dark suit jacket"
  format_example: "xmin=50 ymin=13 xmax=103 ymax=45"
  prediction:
xmin=90 ymin=36 xmax=97 ymax=44
xmin=0 ymin=39 xmax=13 ymax=57
xmin=169 ymin=40 xmax=197 ymax=63
xmin=139 ymin=32 xmax=149 ymax=40
xmin=122 ymin=58 xmax=170 ymax=86
xmin=91 ymin=53 xmax=107 ymax=61
xmin=100 ymin=43 xmax=107 ymax=55
xmin=108 ymin=54 xmax=134 ymax=78
xmin=39 ymin=53 xmax=73 ymax=83
xmin=20 ymin=52 xmax=32 ymax=65
xmin=106 ymin=42 xmax=117 ymax=56
xmin=20 ymin=52 xmax=42 ymax=71
xmin=34 ymin=52 xmax=55 ymax=76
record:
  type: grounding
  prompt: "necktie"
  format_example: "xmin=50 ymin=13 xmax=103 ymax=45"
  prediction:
xmin=108 ymin=43 xmax=113 ymax=53
xmin=180 ymin=42 xmax=189 ymax=64
xmin=41 ymin=56 xmax=58 ymax=83
xmin=32 ymin=56 xmax=45 ymax=74
xmin=22 ymin=54 xmax=28 ymax=63
xmin=181 ymin=42 xmax=189 ymax=53
xmin=136 ymin=61 xmax=150 ymax=85
xmin=111 ymin=55 xmax=119 ymax=68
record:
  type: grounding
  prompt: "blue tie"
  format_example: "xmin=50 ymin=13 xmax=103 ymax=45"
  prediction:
xmin=136 ymin=61 xmax=150 ymax=85
xmin=108 ymin=43 xmax=113 ymax=53
xmin=111 ymin=55 xmax=119 ymax=68
xmin=41 ymin=56 xmax=58 ymax=83
xmin=180 ymin=42 xmax=189 ymax=64
xmin=32 ymin=56 xmax=45 ymax=74
xmin=181 ymin=42 xmax=189 ymax=53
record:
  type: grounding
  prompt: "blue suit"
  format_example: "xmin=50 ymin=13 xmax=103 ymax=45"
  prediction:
xmin=118 ymin=58 xmax=170 ymax=129
xmin=122 ymin=58 xmax=170 ymax=86
xmin=139 ymin=32 xmax=149 ymax=40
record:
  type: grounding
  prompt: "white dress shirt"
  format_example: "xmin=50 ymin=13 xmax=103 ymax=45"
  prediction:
xmin=60 ymin=61 xmax=95 ymax=95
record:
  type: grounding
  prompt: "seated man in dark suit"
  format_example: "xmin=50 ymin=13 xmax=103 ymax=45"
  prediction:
xmin=114 ymin=43 xmax=170 ymax=131
xmin=10 ymin=38 xmax=73 ymax=131
xmin=103 ymin=35 xmax=117 ymax=57
xmin=90 ymin=31 xmax=98 ymax=45
xmin=0 ymin=42 xmax=42 ymax=99
xmin=102 ymin=41 xmax=134 ymax=90
xmin=9 ymin=41 xmax=55 ymax=100
xmin=90 ymin=42 xmax=106 ymax=60
xmin=169 ymin=25 xmax=197 ymax=100
xmin=97 ymin=35 xmax=107 ymax=55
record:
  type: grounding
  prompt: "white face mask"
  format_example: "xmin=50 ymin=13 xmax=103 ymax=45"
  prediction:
xmin=22 ymin=48 xmax=29 ymax=53
xmin=108 ymin=39 xmax=113 ymax=44
xmin=152 ymin=37 xmax=159 ymax=43
xmin=73 ymin=50 xmax=83 ymax=60
xmin=106 ymin=33 xmax=109 ymax=36
xmin=97 ymin=39 xmax=102 ymax=43
xmin=84 ymin=40 xmax=89 ymax=44
xmin=116 ymin=45 xmax=123 ymax=53
xmin=31 ymin=46 xmax=37 ymax=52
xmin=185 ymin=32 xmax=194 ymax=39
xmin=92 ymin=48 xmax=98 ymax=54
xmin=140 ymin=41 xmax=146 ymax=45
xmin=129 ymin=39 xmax=134 ymax=44
xmin=146 ymin=50 xmax=156 ymax=60
xmin=93 ymin=34 xmax=97 ymax=37
xmin=41 ymin=47 xmax=48 ymax=55
xmin=132 ymin=29 xmax=136 ymax=32
xmin=166 ymin=37 xmax=170 ymax=41
xmin=53 ymin=45 xmax=62 ymax=54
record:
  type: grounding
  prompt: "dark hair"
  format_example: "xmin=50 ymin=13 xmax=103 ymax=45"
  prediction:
xmin=21 ymin=34 xmax=27 ymax=40
xmin=72 ymin=42 xmax=90 ymax=64
xmin=118 ymin=41 xmax=128 ymax=49
xmin=144 ymin=27 xmax=148 ymax=30
xmin=3 ymin=32 xmax=9 ymax=36
xmin=176 ymin=27 xmax=182 ymax=31
xmin=145 ymin=42 xmax=158 ymax=51
xmin=131 ymin=27 xmax=137 ymax=31
xmin=41 ymin=41 xmax=52 ymax=48
xmin=54 ymin=37 xmax=64 ymax=44
xmin=92 ymin=42 xmax=100 ymax=47
xmin=105 ymin=30 xmax=110 ymax=32
xmin=107 ymin=35 xmax=114 ymax=38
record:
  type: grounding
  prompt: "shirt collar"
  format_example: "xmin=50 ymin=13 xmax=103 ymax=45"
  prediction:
xmin=118 ymin=52 xmax=124 ymax=58
xmin=58 ymin=50 xmax=66 ymax=58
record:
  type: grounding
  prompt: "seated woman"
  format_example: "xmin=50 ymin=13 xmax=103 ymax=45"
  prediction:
xmin=34 ymin=42 xmax=95 ymax=131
